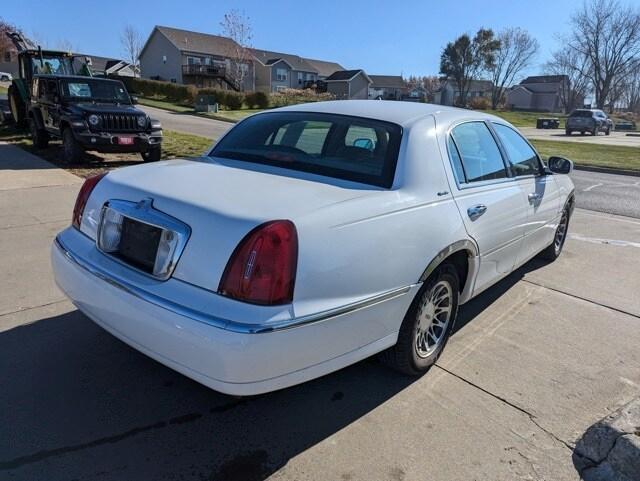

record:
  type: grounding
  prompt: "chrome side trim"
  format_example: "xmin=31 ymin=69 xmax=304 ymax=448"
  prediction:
xmin=55 ymin=236 xmax=416 ymax=334
xmin=418 ymin=239 xmax=479 ymax=283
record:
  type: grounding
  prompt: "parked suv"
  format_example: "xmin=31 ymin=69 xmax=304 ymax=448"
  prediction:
xmin=565 ymin=109 xmax=613 ymax=136
xmin=28 ymin=75 xmax=162 ymax=163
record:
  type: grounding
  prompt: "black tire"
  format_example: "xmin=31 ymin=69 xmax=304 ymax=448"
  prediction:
xmin=381 ymin=264 xmax=459 ymax=376
xmin=62 ymin=128 xmax=84 ymax=163
xmin=8 ymin=84 xmax=26 ymax=127
xmin=538 ymin=207 xmax=570 ymax=261
xmin=591 ymin=127 xmax=597 ymax=136
xmin=141 ymin=146 xmax=162 ymax=162
xmin=580 ymin=131 xmax=585 ymax=135
xmin=29 ymin=117 xmax=49 ymax=149
xmin=605 ymin=127 xmax=611 ymax=136
xmin=565 ymin=129 xmax=571 ymax=136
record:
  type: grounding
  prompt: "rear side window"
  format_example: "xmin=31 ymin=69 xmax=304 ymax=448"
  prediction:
xmin=211 ymin=112 xmax=402 ymax=188
xmin=492 ymin=123 xmax=540 ymax=177
xmin=450 ymin=122 xmax=508 ymax=183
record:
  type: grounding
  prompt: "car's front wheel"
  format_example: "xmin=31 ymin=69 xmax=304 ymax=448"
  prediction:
xmin=382 ymin=264 xmax=459 ymax=375
xmin=141 ymin=146 xmax=162 ymax=162
xmin=538 ymin=207 xmax=570 ymax=261
xmin=62 ymin=128 xmax=84 ymax=163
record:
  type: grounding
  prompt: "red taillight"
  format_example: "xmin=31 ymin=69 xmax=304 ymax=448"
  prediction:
xmin=72 ymin=173 xmax=107 ymax=229
xmin=218 ymin=220 xmax=298 ymax=305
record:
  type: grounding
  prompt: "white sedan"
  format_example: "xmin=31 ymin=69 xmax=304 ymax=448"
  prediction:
xmin=52 ymin=101 xmax=575 ymax=395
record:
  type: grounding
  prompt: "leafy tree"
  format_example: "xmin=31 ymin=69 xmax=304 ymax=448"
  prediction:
xmin=439 ymin=28 xmax=500 ymax=106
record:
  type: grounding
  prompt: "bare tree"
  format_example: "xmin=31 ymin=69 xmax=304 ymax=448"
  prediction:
xmin=545 ymin=48 xmax=591 ymax=113
xmin=489 ymin=28 xmax=539 ymax=109
xmin=56 ymin=38 xmax=75 ymax=53
xmin=440 ymin=28 xmax=500 ymax=106
xmin=220 ymin=9 xmax=253 ymax=91
xmin=120 ymin=25 xmax=142 ymax=77
xmin=567 ymin=0 xmax=640 ymax=108
xmin=622 ymin=61 xmax=640 ymax=112
xmin=0 ymin=17 xmax=21 ymax=59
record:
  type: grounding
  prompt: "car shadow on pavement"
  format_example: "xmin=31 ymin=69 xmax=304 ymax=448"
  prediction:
xmin=0 ymin=258 xmax=551 ymax=481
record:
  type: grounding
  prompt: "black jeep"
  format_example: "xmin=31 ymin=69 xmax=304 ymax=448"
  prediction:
xmin=28 ymin=75 xmax=162 ymax=162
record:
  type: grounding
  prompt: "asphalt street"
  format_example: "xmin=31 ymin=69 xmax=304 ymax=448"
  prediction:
xmin=139 ymin=104 xmax=232 ymax=139
xmin=570 ymin=169 xmax=640 ymax=218
xmin=1 ymin=142 xmax=640 ymax=480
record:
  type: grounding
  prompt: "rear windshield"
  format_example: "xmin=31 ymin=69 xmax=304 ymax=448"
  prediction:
xmin=569 ymin=110 xmax=593 ymax=118
xmin=210 ymin=112 xmax=403 ymax=188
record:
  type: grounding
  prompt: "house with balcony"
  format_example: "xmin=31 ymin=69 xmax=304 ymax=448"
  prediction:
xmin=251 ymin=49 xmax=321 ymax=93
xmin=139 ymin=26 xmax=255 ymax=91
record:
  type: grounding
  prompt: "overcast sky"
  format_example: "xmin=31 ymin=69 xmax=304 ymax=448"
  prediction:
xmin=3 ymin=0 xmax=604 ymax=80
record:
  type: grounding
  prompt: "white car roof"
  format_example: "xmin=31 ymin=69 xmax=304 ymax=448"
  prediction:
xmin=272 ymin=100 xmax=504 ymax=128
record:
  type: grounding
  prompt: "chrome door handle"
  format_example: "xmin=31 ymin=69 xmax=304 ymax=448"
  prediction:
xmin=528 ymin=193 xmax=542 ymax=202
xmin=467 ymin=204 xmax=487 ymax=221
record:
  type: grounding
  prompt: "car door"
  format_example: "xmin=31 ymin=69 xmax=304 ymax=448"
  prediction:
xmin=446 ymin=121 xmax=528 ymax=295
xmin=491 ymin=122 xmax=561 ymax=265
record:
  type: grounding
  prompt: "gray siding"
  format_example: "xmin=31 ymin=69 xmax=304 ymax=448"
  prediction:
xmin=140 ymin=29 xmax=183 ymax=83
xmin=349 ymin=74 xmax=369 ymax=99
xmin=326 ymin=81 xmax=349 ymax=99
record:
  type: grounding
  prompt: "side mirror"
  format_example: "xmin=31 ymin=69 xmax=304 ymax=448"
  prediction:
xmin=130 ymin=95 xmax=138 ymax=105
xmin=548 ymin=156 xmax=573 ymax=175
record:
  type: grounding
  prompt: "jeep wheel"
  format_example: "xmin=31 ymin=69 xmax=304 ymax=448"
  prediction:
xmin=62 ymin=128 xmax=84 ymax=163
xmin=141 ymin=146 xmax=162 ymax=162
xmin=29 ymin=118 xmax=49 ymax=149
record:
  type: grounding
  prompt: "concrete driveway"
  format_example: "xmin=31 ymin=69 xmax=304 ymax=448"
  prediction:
xmin=1 ymin=145 xmax=639 ymax=480
xmin=520 ymin=127 xmax=640 ymax=147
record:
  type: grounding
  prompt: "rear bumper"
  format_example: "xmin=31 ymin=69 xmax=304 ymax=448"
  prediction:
xmin=51 ymin=227 xmax=417 ymax=395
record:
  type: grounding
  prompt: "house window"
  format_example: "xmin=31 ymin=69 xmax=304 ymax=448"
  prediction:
xmin=187 ymin=56 xmax=202 ymax=65
xmin=275 ymin=85 xmax=287 ymax=92
xmin=276 ymin=68 xmax=287 ymax=81
xmin=162 ymin=55 xmax=167 ymax=64
xmin=298 ymin=72 xmax=303 ymax=84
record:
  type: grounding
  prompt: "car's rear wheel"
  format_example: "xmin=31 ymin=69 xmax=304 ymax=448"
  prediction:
xmin=381 ymin=264 xmax=459 ymax=375
xmin=538 ymin=207 xmax=570 ymax=261
xmin=605 ymin=127 xmax=611 ymax=136
xmin=565 ymin=129 xmax=572 ymax=136
xmin=29 ymin=117 xmax=49 ymax=149
xmin=141 ymin=146 xmax=162 ymax=162
xmin=62 ymin=128 xmax=84 ymax=163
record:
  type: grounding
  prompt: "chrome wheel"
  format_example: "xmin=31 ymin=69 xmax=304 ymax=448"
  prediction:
xmin=554 ymin=212 xmax=568 ymax=254
xmin=415 ymin=281 xmax=453 ymax=358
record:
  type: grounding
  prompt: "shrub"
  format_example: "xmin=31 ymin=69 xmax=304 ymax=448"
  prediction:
xmin=244 ymin=91 xmax=270 ymax=109
xmin=119 ymin=77 xmax=197 ymax=105
xmin=224 ymin=91 xmax=244 ymax=110
xmin=469 ymin=96 xmax=491 ymax=110
xmin=269 ymin=88 xmax=335 ymax=107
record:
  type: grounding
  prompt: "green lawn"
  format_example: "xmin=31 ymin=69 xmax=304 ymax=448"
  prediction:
xmin=531 ymin=139 xmax=640 ymax=172
xmin=138 ymin=97 xmax=193 ymax=113
xmin=202 ymin=109 xmax=265 ymax=122
xmin=162 ymin=129 xmax=213 ymax=157
xmin=481 ymin=110 xmax=567 ymax=128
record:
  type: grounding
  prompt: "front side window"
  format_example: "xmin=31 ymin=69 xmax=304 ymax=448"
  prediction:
xmin=211 ymin=112 xmax=402 ymax=188
xmin=450 ymin=122 xmax=508 ymax=183
xmin=492 ymin=123 xmax=540 ymax=177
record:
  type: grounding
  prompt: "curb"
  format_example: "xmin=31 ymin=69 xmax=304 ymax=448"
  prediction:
xmin=574 ymin=165 xmax=640 ymax=178
xmin=574 ymin=398 xmax=640 ymax=481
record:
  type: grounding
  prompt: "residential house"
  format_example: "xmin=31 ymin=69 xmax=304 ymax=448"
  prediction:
xmin=506 ymin=75 xmax=575 ymax=113
xmin=368 ymin=75 xmax=406 ymax=100
xmin=324 ymin=70 xmax=372 ymax=100
xmin=76 ymin=54 xmax=137 ymax=77
xmin=433 ymin=79 xmax=493 ymax=106
xmin=304 ymin=58 xmax=345 ymax=81
xmin=139 ymin=26 xmax=255 ymax=91
xmin=251 ymin=49 xmax=319 ymax=93
xmin=0 ymin=44 xmax=18 ymax=77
